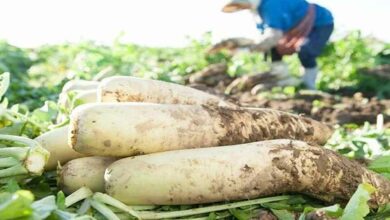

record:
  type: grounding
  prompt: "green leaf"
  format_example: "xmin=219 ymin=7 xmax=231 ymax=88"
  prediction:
xmin=369 ymin=155 xmax=390 ymax=173
xmin=31 ymin=101 xmax=58 ymax=126
xmin=297 ymin=206 xmax=316 ymax=220
xmin=271 ymin=209 xmax=295 ymax=220
xmin=26 ymin=180 xmax=54 ymax=199
xmin=52 ymin=209 xmax=78 ymax=220
xmin=261 ymin=195 xmax=308 ymax=212
xmin=319 ymin=204 xmax=344 ymax=218
xmin=206 ymin=212 xmax=217 ymax=220
xmin=341 ymin=183 xmax=376 ymax=220
xmin=4 ymin=179 xmax=20 ymax=192
xmin=297 ymin=205 xmax=343 ymax=220
xmin=56 ymin=191 xmax=66 ymax=210
xmin=0 ymin=72 xmax=10 ymax=100
xmin=31 ymin=195 xmax=57 ymax=219
xmin=0 ymin=190 xmax=34 ymax=219
xmin=261 ymin=202 xmax=291 ymax=210
xmin=0 ymin=122 xmax=25 ymax=135
xmin=366 ymin=203 xmax=390 ymax=220
xmin=229 ymin=208 xmax=250 ymax=220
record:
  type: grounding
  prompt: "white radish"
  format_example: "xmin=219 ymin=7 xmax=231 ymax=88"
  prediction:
xmin=35 ymin=126 xmax=84 ymax=170
xmin=98 ymin=76 xmax=229 ymax=106
xmin=59 ymin=157 xmax=116 ymax=194
xmin=69 ymin=103 xmax=333 ymax=157
xmin=61 ymin=80 xmax=99 ymax=93
xmin=104 ymin=139 xmax=390 ymax=206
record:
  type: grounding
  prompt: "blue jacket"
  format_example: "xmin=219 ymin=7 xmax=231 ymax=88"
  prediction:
xmin=256 ymin=0 xmax=334 ymax=32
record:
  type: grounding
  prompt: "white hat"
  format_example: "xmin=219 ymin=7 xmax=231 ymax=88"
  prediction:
xmin=222 ymin=0 xmax=261 ymax=13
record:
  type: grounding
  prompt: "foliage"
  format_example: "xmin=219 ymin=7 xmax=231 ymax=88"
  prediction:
xmin=317 ymin=31 xmax=390 ymax=96
xmin=326 ymin=122 xmax=390 ymax=160
xmin=0 ymin=190 xmax=34 ymax=219
xmin=0 ymin=41 xmax=59 ymax=109
xmin=317 ymin=32 xmax=378 ymax=90
xmin=1 ymin=31 xmax=390 ymax=110
xmin=341 ymin=183 xmax=376 ymax=220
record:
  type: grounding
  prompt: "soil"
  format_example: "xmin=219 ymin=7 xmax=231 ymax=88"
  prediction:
xmin=188 ymin=65 xmax=390 ymax=127
xmin=236 ymin=91 xmax=390 ymax=127
xmin=360 ymin=64 xmax=390 ymax=80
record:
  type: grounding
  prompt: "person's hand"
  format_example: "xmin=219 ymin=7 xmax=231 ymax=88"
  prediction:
xmin=276 ymin=4 xmax=316 ymax=55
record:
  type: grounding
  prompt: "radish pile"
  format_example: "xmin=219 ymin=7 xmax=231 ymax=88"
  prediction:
xmin=25 ymin=77 xmax=390 ymax=208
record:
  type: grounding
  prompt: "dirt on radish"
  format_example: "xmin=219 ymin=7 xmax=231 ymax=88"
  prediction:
xmin=69 ymin=103 xmax=332 ymax=157
xmin=104 ymin=139 xmax=390 ymax=206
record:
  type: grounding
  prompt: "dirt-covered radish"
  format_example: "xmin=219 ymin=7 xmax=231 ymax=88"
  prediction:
xmin=105 ymin=139 xmax=390 ymax=206
xmin=35 ymin=126 xmax=84 ymax=170
xmin=70 ymin=103 xmax=333 ymax=157
xmin=59 ymin=157 xmax=116 ymax=194
xmin=98 ymin=76 xmax=230 ymax=106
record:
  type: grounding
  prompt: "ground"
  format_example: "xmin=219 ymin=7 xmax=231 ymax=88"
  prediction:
xmin=186 ymin=63 xmax=390 ymax=128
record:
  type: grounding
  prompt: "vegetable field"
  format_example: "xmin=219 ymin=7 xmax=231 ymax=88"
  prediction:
xmin=0 ymin=32 xmax=390 ymax=220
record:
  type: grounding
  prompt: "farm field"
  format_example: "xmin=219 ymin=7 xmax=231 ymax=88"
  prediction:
xmin=0 ymin=32 xmax=389 ymax=219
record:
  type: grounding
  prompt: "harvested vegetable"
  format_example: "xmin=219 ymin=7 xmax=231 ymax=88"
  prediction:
xmin=188 ymin=63 xmax=231 ymax=87
xmin=74 ymin=89 xmax=97 ymax=104
xmin=35 ymin=126 xmax=84 ymax=170
xmin=0 ymin=135 xmax=49 ymax=179
xmin=59 ymin=156 xmax=116 ymax=194
xmin=105 ymin=139 xmax=390 ymax=206
xmin=70 ymin=103 xmax=333 ymax=157
xmin=61 ymin=80 xmax=99 ymax=93
xmin=98 ymin=76 xmax=230 ymax=106
xmin=206 ymin=37 xmax=255 ymax=54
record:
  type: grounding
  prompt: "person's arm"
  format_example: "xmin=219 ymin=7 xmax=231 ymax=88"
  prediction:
xmin=250 ymin=28 xmax=283 ymax=52
xmin=250 ymin=0 xmax=285 ymax=52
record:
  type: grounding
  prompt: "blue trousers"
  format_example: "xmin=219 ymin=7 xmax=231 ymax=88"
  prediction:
xmin=271 ymin=24 xmax=334 ymax=68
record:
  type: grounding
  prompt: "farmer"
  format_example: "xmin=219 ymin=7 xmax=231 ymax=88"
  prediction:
xmin=220 ymin=0 xmax=334 ymax=89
